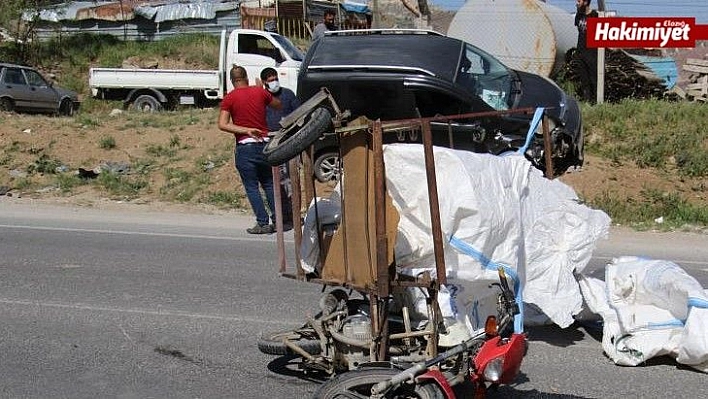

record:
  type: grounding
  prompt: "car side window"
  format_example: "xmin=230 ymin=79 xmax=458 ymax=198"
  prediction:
xmin=412 ymin=89 xmax=465 ymax=118
xmin=4 ymin=68 xmax=27 ymax=85
xmin=24 ymin=69 xmax=48 ymax=87
xmin=238 ymin=34 xmax=283 ymax=62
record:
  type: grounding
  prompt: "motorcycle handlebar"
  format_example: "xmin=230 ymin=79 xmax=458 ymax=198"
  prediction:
xmin=371 ymin=329 xmax=488 ymax=396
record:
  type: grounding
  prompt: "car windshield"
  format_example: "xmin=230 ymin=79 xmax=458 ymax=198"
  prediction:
xmin=272 ymin=34 xmax=304 ymax=62
xmin=456 ymin=43 xmax=511 ymax=110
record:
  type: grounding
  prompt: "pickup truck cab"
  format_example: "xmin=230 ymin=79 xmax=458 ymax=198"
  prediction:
xmin=300 ymin=29 xmax=583 ymax=177
xmin=89 ymin=29 xmax=303 ymax=111
xmin=228 ymin=29 xmax=304 ymax=92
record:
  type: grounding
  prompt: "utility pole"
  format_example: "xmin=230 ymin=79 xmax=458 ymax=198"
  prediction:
xmin=596 ymin=0 xmax=606 ymax=104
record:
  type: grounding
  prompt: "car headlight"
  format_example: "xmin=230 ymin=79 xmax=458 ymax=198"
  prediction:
xmin=482 ymin=356 xmax=504 ymax=382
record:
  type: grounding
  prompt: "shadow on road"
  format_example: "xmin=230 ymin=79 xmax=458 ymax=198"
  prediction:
xmin=524 ymin=322 xmax=603 ymax=347
xmin=488 ymin=384 xmax=597 ymax=399
xmin=266 ymin=357 xmax=598 ymax=398
xmin=266 ymin=354 xmax=328 ymax=384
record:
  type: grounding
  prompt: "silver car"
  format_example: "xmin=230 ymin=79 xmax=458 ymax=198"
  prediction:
xmin=0 ymin=62 xmax=80 ymax=116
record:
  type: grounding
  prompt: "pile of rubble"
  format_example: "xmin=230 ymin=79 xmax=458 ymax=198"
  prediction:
xmin=673 ymin=56 xmax=708 ymax=102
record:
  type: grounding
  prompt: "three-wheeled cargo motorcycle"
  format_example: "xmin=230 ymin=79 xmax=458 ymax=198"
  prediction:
xmin=257 ymin=89 xmax=549 ymax=398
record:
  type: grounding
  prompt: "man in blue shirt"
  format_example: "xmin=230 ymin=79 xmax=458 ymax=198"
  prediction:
xmin=261 ymin=67 xmax=300 ymax=230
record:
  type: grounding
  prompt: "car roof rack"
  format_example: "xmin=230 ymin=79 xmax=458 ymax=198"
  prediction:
xmin=325 ymin=29 xmax=444 ymax=37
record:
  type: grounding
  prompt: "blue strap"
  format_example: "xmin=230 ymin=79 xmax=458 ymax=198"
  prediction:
xmin=688 ymin=297 xmax=708 ymax=309
xmin=647 ymin=319 xmax=685 ymax=328
xmin=449 ymin=236 xmax=524 ymax=333
xmin=517 ymin=107 xmax=545 ymax=155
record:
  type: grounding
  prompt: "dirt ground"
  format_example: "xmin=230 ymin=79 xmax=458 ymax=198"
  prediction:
xmin=0 ymin=109 xmax=242 ymax=213
xmin=0 ymin=107 xmax=705 ymax=217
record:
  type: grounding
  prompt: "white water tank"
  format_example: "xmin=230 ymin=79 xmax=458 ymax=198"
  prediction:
xmin=447 ymin=0 xmax=577 ymax=77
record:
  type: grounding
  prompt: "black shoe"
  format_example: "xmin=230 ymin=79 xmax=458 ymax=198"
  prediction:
xmin=247 ymin=224 xmax=275 ymax=234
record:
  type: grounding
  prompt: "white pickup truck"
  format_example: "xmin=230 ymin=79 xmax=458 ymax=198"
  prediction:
xmin=89 ymin=29 xmax=303 ymax=111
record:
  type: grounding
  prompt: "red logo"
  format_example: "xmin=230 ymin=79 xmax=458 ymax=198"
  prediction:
xmin=586 ymin=17 xmax=708 ymax=48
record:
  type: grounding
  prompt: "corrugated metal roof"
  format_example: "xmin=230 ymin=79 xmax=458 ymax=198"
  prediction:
xmin=137 ymin=1 xmax=239 ymax=23
xmin=24 ymin=1 xmax=239 ymax=23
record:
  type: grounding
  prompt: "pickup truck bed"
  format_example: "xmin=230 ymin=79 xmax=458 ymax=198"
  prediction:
xmin=89 ymin=68 xmax=221 ymax=92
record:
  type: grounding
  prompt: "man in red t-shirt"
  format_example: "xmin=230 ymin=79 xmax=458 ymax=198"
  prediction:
xmin=218 ymin=65 xmax=282 ymax=234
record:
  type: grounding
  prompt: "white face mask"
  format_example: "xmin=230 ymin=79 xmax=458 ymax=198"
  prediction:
xmin=266 ymin=80 xmax=280 ymax=93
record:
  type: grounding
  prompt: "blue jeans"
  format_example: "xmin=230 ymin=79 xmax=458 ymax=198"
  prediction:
xmin=235 ymin=142 xmax=275 ymax=226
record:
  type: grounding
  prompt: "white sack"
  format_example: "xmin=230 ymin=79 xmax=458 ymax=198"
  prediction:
xmin=383 ymin=145 xmax=610 ymax=329
xmin=579 ymin=256 xmax=708 ymax=372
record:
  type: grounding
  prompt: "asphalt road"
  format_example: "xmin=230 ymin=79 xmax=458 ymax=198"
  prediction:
xmin=0 ymin=199 xmax=706 ymax=398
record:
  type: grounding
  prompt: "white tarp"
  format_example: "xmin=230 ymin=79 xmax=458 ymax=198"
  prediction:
xmin=578 ymin=257 xmax=708 ymax=372
xmin=382 ymin=144 xmax=610 ymax=332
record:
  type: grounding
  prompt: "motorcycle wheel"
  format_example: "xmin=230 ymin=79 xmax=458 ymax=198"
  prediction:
xmin=257 ymin=327 xmax=322 ymax=356
xmin=263 ymin=106 xmax=333 ymax=166
xmin=313 ymin=368 xmax=445 ymax=399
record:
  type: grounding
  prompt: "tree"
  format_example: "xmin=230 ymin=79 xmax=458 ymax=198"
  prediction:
xmin=0 ymin=0 xmax=61 ymax=63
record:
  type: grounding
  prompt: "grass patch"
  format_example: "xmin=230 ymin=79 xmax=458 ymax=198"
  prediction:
xmin=76 ymin=115 xmax=102 ymax=128
xmin=55 ymin=173 xmax=86 ymax=193
xmin=145 ymin=144 xmax=177 ymax=158
xmin=91 ymin=33 xmax=220 ymax=69
xmin=204 ymin=191 xmax=244 ymax=208
xmin=13 ymin=177 xmax=34 ymax=191
xmin=588 ymin=188 xmax=708 ymax=230
xmin=99 ymin=135 xmax=117 ymax=149
xmin=582 ymin=99 xmax=708 ymax=177
xmin=95 ymin=172 xmax=148 ymax=198
xmin=196 ymin=149 xmax=232 ymax=171
xmin=79 ymin=97 xmax=124 ymax=114
xmin=131 ymin=158 xmax=158 ymax=175
xmin=0 ymin=153 xmax=12 ymax=166
xmin=169 ymin=134 xmax=181 ymax=148
xmin=27 ymin=154 xmax=63 ymax=175
xmin=160 ymin=167 xmax=210 ymax=202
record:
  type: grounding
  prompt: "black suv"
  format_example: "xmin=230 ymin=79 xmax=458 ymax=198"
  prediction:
xmin=298 ymin=30 xmax=583 ymax=180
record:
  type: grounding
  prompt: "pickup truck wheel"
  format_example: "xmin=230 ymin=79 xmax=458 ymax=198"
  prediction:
xmin=263 ymin=107 xmax=332 ymax=166
xmin=132 ymin=94 xmax=162 ymax=112
xmin=0 ymin=97 xmax=14 ymax=112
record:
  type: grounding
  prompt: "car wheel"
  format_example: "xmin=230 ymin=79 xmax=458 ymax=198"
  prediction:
xmin=132 ymin=94 xmax=162 ymax=112
xmin=58 ymin=98 xmax=75 ymax=117
xmin=0 ymin=97 xmax=14 ymax=112
xmin=263 ymin=106 xmax=332 ymax=166
xmin=314 ymin=151 xmax=340 ymax=182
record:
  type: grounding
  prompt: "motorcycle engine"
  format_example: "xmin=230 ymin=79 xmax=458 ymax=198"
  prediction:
xmin=335 ymin=314 xmax=372 ymax=370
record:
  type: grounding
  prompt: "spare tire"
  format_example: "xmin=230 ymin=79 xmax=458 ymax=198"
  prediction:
xmin=263 ymin=106 xmax=332 ymax=166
